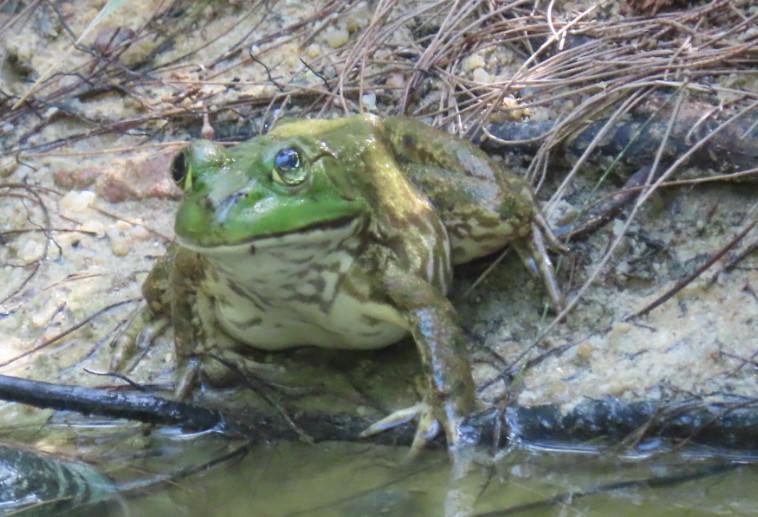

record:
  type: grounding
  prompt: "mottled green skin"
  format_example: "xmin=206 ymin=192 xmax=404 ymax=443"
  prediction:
xmin=133 ymin=114 xmax=557 ymax=451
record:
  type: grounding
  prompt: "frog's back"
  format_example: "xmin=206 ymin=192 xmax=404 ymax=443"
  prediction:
xmin=381 ymin=117 xmax=537 ymax=264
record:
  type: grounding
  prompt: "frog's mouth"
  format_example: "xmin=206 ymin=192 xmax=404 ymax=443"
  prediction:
xmin=176 ymin=213 xmax=367 ymax=256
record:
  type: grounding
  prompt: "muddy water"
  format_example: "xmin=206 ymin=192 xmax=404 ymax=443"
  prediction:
xmin=116 ymin=440 xmax=758 ymax=516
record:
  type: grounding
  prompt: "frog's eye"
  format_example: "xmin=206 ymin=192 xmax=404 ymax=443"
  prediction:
xmin=271 ymin=147 xmax=307 ymax=186
xmin=171 ymin=151 xmax=192 ymax=190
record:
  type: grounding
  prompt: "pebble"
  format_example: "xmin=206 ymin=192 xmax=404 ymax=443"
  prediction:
xmin=323 ymin=26 xmax=349 ymax=48
xmin=59 ymin=191 xmax=96 ymax=212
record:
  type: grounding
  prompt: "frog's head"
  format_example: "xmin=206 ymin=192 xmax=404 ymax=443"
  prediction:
xmin=172 ymin=127 xmax=370 ymax=251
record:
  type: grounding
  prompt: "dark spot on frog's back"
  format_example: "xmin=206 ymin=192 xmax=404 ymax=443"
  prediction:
xmin=450 ymin=222 xmax=472 ymax=239
xmin=402 ymin=133 xmax=416 ymax=152
xmin=249 ymin=244 xmax=256 ymax=255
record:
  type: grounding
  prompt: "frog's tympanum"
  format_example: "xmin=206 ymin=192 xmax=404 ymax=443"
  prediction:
xmin=124 ymin=115 xmax=562 ymax=452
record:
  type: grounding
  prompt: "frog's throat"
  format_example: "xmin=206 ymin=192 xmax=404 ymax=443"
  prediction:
xmin=175 ymin=214 xmax=366 ymax=256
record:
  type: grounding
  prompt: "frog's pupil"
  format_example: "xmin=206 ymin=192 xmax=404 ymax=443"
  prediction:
xmin=274 ymin=147 xmax=300 ymax=172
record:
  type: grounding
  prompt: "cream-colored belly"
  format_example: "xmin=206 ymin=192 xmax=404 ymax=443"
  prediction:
xmin=195 ymin=224 xmax=411 ymax=351
xmin=190 ymin=217 xmax=443 ymax=352
xmin=212 ymin=277 xmax=408 ymax=351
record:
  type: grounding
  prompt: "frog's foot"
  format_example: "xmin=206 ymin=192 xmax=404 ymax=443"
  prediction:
xmin=174 ymin=349 xmax=285 ymax=399
xmin=110 ymin=306 xmax=170 ymax=373
xmin=359 ymin=402 xmax=444 ymax=456
xmin=513 ymin=218 xmax=567 ymax=310
xmin=174 ymin=356 xmax=202 ymax=399
xmin=533 ymin=211 xmax=569 ymax=254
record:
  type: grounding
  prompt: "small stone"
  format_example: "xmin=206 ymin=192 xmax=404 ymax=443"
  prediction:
xmin=95 ymin=152 xmax=180 ymax=202
xmin=53 ymin=167 xmax=101 ymax=190
xmin=111 ymin=239 xmax=130 ymax=257
xmin=385 ymin=73 xmax=405 ymax=90
xmin=575 ymin=340 xmax=594 ymax=360
xmin=79 ymin=220 xmax=106 ymax=239
xmin=362 ymin=92 xmax=377 ymax=110
xmin=59 ymin=191 xmax=96 ymax=212
xmin=0 ymin=158 xmax=17 ymax=178
xmin=472 ymin=68 xmax=491 ymax=83
xmin=346 ymin=1 xmax=371 ymax=31
xmin=323 ymin=26 xmax=349 ymax=48
xmin=609 ymin=321 xmax=632 ymax=337
xmin=17 ymin=239 xmax=44 ymax=262
xmin=462 ymin=53 xmax=486 ymax=72
xmin=130 ymin=224 xmax=150 ymax=241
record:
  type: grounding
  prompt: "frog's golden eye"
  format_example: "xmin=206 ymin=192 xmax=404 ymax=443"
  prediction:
xmin=171 ymin=151 xmax=192 ymax=190
xmin=272 ymin=147 xmax=307 ymax=186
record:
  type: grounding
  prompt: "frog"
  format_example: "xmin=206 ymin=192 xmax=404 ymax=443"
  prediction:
xmin=117 ymin=114 xmax=563 ymax=453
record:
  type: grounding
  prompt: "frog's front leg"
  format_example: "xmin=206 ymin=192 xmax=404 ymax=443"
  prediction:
xmin=362 ymin=261 xmax=476 ymax=453
xmin=165 ymin=248 xmax=247 ymax=397
xmin=169 ymin=292 xmax=203 ymax=399
xmin=171 ymin=288 xmax=281 ymax=398
xmin=174 ymin=301 xmax=283 ymax=400
xmin=110 ymin=248 xmax=176 ymax=374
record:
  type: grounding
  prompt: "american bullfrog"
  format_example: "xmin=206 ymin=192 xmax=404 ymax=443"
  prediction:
xmin=119 ymin=114 xmax=562 ymax=452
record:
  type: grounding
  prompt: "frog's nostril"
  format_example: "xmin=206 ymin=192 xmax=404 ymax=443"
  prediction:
xmin=215 ymin=192 xmax=245 ymax=224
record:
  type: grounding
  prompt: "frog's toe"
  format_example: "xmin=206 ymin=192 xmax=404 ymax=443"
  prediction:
xmin=359 ymin=402 xmax=442 ymax=455
xmin=174 ymin=356 xmax=202 ymax=399
xmin=359 ymin=403 xmax=423 ymax=436
xmin=513 ymin=222 xmax=564 ymax=310
xmin=110 ymin=308 xmax=169 ymax=373
xmin=410 ymin=405 xmax=442 ymax=454
xmin=173 ymin=352 xmax=285 ymax=399
xmin=189 ymin=350 xmax=285 ymax=388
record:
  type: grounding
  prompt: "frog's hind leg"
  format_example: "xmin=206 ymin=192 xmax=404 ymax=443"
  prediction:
xmin=513 ymin=215 xmax=566 ymax=310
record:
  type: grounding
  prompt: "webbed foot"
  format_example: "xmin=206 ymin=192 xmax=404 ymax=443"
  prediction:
xmin=360 ymin=402 xmax=440 ymax=456
xmin=174 ymin=348 xmax=285 ymax=399
xmin=360 ymin=399 xmax=473 ymax=457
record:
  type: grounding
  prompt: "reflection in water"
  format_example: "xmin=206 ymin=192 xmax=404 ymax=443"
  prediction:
xmin=117 ymin=440 xmax=758 ymax=517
